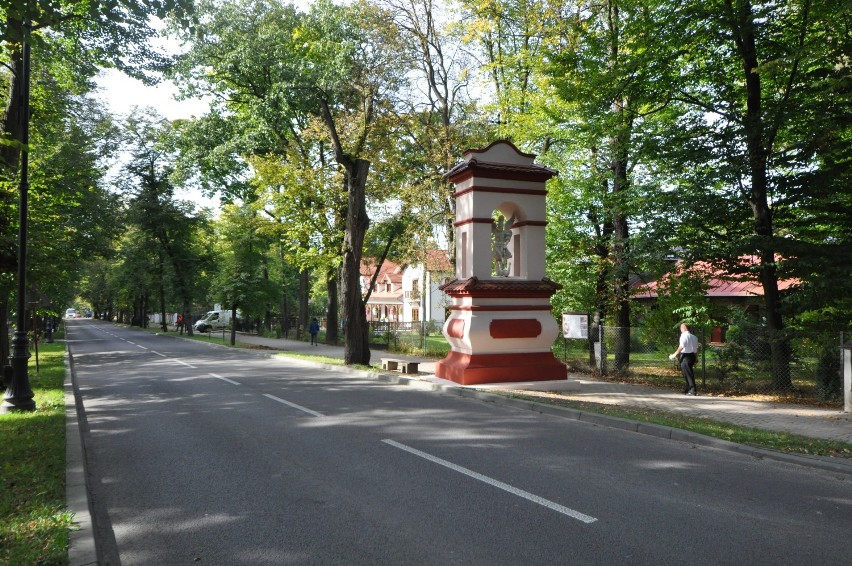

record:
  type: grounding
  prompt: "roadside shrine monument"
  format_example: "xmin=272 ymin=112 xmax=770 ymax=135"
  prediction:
xmin=435 ymin=141 xmax=569 ymax=386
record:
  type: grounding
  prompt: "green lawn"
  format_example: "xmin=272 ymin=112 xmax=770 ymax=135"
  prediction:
xmin=0 ymin=341 xmax=72 ymax=565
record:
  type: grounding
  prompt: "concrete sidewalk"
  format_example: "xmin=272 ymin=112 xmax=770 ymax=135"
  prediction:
xmin=233 ymin=332 xmax=852 ymax=445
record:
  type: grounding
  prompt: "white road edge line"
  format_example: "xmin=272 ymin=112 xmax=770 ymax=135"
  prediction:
xmin=262 ymin=394 xmax=324 ymax=418
xmin=152 ymin=351 xmax=167 ymax=357
xmin=174 ymin=359 xmax=197 ymax=369
xmin=210 ymin=373 xmax=240 ymax=386
xmin=137 ymin=345 xmax=148 ymax=350
xmin=382 ymin=439 xmax=598 ymax=524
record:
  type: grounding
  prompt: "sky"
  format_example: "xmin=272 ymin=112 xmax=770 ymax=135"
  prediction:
xmin=95 ymin=69 xmax=210 ymax=121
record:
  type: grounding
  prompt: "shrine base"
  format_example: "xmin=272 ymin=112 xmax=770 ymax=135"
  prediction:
xmin=435 ymin=350 xmax=567 ymax=386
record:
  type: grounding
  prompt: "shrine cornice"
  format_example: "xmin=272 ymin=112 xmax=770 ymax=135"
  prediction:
xmin=444 ymin=160 xmax=558 ymax=184
xmin=439 ymin=276 xmax=562 ymax=298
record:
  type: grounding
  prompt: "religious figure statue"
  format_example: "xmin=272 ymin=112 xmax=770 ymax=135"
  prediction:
xmin=492 ymin=214 xmax=514 ymax=277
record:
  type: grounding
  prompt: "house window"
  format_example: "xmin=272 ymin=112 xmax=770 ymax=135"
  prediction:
xmin=412 ymin=308 xmax=420 ymax=322
xmin=386 ymin=282 xmax=391 ymax=292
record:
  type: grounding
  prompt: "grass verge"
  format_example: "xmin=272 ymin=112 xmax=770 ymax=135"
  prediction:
xmin=0 ymin=341 xmax=72 ymax=565
xmin=499 ymin=392 xmax=851 ymax=459
xmin=273 ymin=352 xmax=376 ymax=373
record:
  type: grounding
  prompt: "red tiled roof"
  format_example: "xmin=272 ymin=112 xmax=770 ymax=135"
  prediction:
xmin=361 ymin=258 xmax=403 ymax=285
xmin=631 ymin=258 xmax=799 ymax=299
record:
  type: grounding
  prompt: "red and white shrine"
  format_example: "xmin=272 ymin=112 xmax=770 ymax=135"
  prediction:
xmin=435 ymin=141 xmax=568 ymax=386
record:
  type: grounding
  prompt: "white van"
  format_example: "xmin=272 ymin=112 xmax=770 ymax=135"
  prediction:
xmin=194 ymin=310 xmax=232 ymax=332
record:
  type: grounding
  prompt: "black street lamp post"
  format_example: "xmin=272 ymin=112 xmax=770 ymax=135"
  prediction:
xmin=2 ymin=26 xmax=35 ymax=413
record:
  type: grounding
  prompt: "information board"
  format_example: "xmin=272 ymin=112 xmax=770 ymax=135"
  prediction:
xmin=562 ymin=313 xmax=589 ymax=339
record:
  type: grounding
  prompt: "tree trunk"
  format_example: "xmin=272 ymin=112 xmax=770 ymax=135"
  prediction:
xmin=158 ymin=252 xmax=168 ymax=332
xmin=341 ymin=159 xmax=371 ymax=365
xmin=325 ymin=268 xmax=338 ymax=344
xmin=612 ymin=210 xmax=631 ymax=373
xmin=183 ymin=300 xmax=193 ymax=336
xmin=298 ymin=269 xmax=309 ymax=340
xmin=277 ymin=241 xmax=288 ymax=338
xmin=230 ymin=306 xmax=237 ymax=346
xmin=732 ymin=0 xmax=792 ymax=390
xmin=611 ymin=139 xmax=631 ymax=373
xmin=589 ymin=152 xmax=613 ymax=369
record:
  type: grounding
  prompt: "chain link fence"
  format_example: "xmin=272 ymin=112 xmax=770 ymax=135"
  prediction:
xmin=554 ymin=326 xmax=845 ymax=405
xmin=368 ymin=321 xmax=450 ymax=357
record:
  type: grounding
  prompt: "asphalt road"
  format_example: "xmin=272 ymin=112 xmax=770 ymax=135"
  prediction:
xmin=67 ymin=319 xmax=851 ymax=565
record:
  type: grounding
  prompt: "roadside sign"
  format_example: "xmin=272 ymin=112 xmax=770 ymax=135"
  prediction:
xmin=562 ymin=313 xmax=588 ymax=339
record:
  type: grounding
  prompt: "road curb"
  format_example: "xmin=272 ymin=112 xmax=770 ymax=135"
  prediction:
xmin=65 ymin=349 xmax=98 ymax=566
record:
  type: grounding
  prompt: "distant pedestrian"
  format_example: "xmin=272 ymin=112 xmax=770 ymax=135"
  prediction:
xmin=176 ymin=314 xmax=184 ymax=335
xmin=309 ymin=318 xmax=320 ymax=346
xmin=670 ymin=323 xmax=699 ymax=395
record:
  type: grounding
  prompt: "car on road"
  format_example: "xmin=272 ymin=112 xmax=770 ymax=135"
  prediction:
xmin=65 ymin=308 xmax=77 ymax=319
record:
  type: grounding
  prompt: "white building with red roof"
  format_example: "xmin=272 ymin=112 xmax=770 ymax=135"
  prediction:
xmin=360 ymin=250 xmax=453 ymax=324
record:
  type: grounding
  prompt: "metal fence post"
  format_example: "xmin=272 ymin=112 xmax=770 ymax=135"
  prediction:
xmin=702 ymin=326 xmax=706 ymax=387
xmin=842 ymin=331 xmax=850 ymax=414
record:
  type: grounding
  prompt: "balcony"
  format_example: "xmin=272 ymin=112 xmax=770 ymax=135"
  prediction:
xmin=404 ymin=290 xmax=421 ymax=302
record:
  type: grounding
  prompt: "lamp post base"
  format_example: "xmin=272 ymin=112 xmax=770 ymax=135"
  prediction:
xmin=1 ymin=333 xmax=35 ymax=413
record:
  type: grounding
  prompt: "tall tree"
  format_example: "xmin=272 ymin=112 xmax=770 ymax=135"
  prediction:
xmin=173 ymin=0 xmax=407 ymax=364
xmin=383 ymin=0 xmax=487 ymax=253
xmin=1 ymin=0 xmax=194 ymax=362
xmin=0 ymin=51 xmax=118 ymax=363
xmin=527 ymin=0 xmax=668 ymax=371
xmin=170 ymin=0 xmax=333 ymax=342
xmin=654 ymin=0 xmax=851 ymax=389
xmin=120 ymin=109 xmax=210 ymax=331
xmin=213 ymin=202 xmax=278 ymax=344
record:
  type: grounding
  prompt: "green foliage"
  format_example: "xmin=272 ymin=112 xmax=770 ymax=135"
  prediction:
xmin=636 ymin=266 xmax=714 ymax=350
xmin=814 ymin=345 xmax=841 ymax=401
xmin=212 ymin=202 xmax=279 ymax=318
xmin=708 ymin=342 xmax=748 ymax=384
xmin=1 ymin=1 xmax=196 ymax=79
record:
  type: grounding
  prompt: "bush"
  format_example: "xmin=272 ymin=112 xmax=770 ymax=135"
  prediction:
xmin=815 ymin=345 xmax=841 ymax=400
xmin=709 ymin=341 xmax=747 ymax=383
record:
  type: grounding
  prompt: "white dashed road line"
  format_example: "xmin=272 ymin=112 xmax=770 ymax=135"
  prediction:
xmin=210 ymin=373 xmax=241 ymax=385
xmin=263 ymin=394 xmax=324 ymax=418
xmin=382 ymin=439 xmax=598 ymax=524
